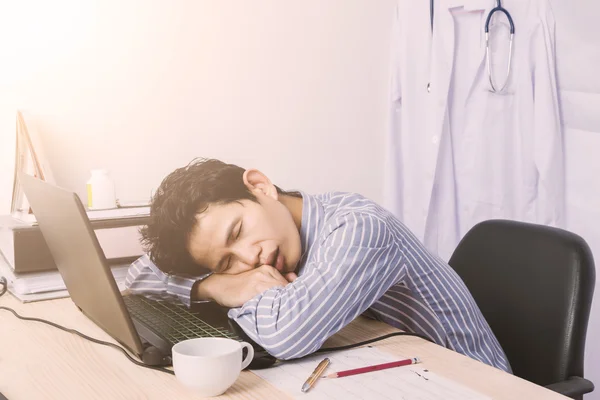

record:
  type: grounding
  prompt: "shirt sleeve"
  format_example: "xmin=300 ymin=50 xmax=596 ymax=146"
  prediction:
xmin=124 ymin=254 xmax=212 ymax=306
xmin=227 ymin=212 xmax=407 ymax=360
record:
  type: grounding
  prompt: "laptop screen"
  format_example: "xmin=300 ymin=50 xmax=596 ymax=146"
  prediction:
xmin=20 ymin=173 xmax=144 ymax=356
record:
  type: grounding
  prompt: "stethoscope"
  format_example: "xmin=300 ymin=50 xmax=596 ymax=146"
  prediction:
xmin=485 ymin=0 xmax=515 ymax=93
xmin=429 ymin=0 xmax=515 ymax=93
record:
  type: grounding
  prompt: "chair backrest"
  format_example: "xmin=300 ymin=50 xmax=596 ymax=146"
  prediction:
xmin=448 ymin=219 xmax=595 ymax=386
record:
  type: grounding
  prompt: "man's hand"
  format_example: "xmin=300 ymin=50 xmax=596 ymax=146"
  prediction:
xmin=195 ymin=265 xmax=297 ymax=308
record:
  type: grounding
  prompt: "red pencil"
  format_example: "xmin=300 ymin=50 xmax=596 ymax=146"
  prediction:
xmin=323 ymin=357 xmax=420 ymax=379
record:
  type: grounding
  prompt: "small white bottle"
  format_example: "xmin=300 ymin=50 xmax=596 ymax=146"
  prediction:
xmin=86 ymin=169 xmax=116 ymax=210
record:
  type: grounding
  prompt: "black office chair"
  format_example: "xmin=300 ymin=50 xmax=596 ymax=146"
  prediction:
xmin=448 ymin=219 xmax=595 ymax=400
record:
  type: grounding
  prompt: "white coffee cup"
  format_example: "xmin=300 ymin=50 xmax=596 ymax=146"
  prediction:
xmin=172 ymin=337 xmax=255 ymax=396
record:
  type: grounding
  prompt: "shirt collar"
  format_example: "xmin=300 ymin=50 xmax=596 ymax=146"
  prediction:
xmin=297 ymin=191 xmax=324 ymax=272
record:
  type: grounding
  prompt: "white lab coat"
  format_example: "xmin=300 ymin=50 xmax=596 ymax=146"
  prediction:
xmin=384 ymin=0 xmax=564 ymax=261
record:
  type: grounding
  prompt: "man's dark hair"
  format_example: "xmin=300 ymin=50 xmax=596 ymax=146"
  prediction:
xmin=140 ymin=158 xmax=300 ymax=275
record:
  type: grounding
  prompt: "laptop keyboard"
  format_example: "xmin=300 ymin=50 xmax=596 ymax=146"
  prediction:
xmin=123 ymin=295 xmax=238 ymax=345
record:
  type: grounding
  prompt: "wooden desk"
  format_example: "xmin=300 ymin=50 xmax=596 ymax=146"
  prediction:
xmin=0 ymin=293 xmax=567 ymax=400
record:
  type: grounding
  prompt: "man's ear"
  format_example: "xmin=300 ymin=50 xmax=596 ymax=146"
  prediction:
xmin=242 ymin=169 xmax=278 ymax=200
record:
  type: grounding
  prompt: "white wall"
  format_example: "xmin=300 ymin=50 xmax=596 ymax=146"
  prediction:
xmin=1 ymin=0 xmax=600 ymax=396
xmin=0 ymin=0 xmax=395 ymax=209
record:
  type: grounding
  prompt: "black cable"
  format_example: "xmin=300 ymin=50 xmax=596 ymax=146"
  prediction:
xmin=0 ymin=276 xmax=431 ymax=374
xmin=0 ymin=302 xmax=175 ymax=375
xmin=317 ymin=331 xmax=432 ymax=354
xmin=0 ymin=277 xmax=174 ymax=375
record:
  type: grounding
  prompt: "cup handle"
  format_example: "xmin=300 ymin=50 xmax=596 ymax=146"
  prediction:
xmin=240 ymin=341 xmax=255 ymax=370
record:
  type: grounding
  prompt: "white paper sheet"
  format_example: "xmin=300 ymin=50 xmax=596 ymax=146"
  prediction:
xmin=252 ymin=347 xmax=491 ymax=400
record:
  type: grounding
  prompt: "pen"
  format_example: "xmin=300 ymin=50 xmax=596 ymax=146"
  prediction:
xmin=301 ymin=357 xmax=330 ymax=392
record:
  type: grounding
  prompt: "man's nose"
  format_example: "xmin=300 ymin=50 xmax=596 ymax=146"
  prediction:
xmin=232 ymin=243 xmax=261 ymax=268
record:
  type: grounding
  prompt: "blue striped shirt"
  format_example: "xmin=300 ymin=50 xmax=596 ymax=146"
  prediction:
xmin=125 ymin=192 xmax=510 ymax=372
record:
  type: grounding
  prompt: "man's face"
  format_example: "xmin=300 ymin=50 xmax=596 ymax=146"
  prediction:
xmin=187 ymin=190 xmax=302 ymax=276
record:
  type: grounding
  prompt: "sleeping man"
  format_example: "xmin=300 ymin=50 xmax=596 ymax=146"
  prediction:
xmin=125 ymin=158 xmax=511 ymax=372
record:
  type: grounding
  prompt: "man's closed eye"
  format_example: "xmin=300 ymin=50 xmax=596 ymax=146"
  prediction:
xmin=223 ymin=222 xmax=243 ymax=272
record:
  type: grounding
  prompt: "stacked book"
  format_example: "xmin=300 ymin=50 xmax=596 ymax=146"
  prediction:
xmin=0 ymin=207 xmax=150 ymax=302
xmin=0 ymin=110 xmax=150 ymax=302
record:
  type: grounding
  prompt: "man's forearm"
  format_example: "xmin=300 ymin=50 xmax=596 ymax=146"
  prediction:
xmin=191 ymin=266 xmax=295 ymax=308
xmin=229 ymin=259 xmax=405 ymax=359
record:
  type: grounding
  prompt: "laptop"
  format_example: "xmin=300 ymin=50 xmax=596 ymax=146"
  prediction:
xmin=20 ymin=173 xmax=274 ymax=367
